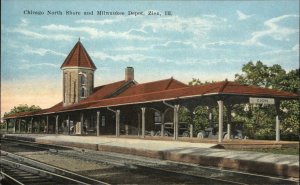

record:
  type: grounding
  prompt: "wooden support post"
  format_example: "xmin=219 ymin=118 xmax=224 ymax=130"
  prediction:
xmin=18 ymin=119 xmax=21 ymax=133
xmin=226 ymin=105 xmax=232 ymax=140
xmin=141 ymin=107 xmax=146 ymax=138
xmin=276 ymin=116 xmax=280 ymax=142
xmin=30 ymin=117 xmax=33 ymax=134
xmin=173 ymin=109 xmax=176 ymax=140
xmin=208 ymin=106 xmax=213 ymax=127
xmin=67 ymin=115 xmax=70 ymax=135
xmin=55 ymin=115 xmax=59 ymax=134
xmin=80 ymin=113 xmax=84 ymax=135
xmin=275 ymin=100 xmax=281 ymax=142
xmin=218 ymin=100 xmax=224 ymax=143
xmin=61 ymin=116 xmax=65 ymax=134
xmin=161 ymin=112 xmax=165 ymax=137
xmin=96 ymin=111 xmax=100 ymax=136
xmin=24 ymin=119 xmax=27 ymax=133
xmin=13 ymin=119 xmax=16 ymax=133
xmin=6 ymin=120 xmax=9 ymax=132
xmin=37 ymin=117 xmax=41 ymax=133
xmin=173 ymin=105 xmax=180 ymax=140
xmin=116 ymin=110 xmax=120 ymax=137
xmin=190 ymin=124 xmax=193 ymax=138
xmin=189 ymin=111 xmax=194 ymax=138
xmin=162 ymin=101 xmax=179 ymax=140
xmin=137 ymin=113 xmax=141 ymax=136
xmin=46 ymin=116 xmax=49 ymax=134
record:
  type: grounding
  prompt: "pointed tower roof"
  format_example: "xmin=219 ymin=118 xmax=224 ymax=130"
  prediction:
xmin=61 ymin=40 xmax=96 ymax=69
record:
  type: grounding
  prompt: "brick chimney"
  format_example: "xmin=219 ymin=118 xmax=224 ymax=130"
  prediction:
xmin=125 ymin=67 xmax=134 ymax=81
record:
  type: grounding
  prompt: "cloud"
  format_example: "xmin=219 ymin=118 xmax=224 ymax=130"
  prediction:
xmin=205 ymin=40 xmax=240 ymax=47
xmin=204 ymin=40 xmax=263 ymax=48
xmin=42 ymin=24 xmax=153 ymax=40
xmin=6 ymin=41 xmax=67 ymax=57
xmin=258 ymin=49 xmax=295 ymax=56
xmin=42 ymin=24 xmax=98 ymax=37
xmin=140 ymin=15 xmax=225 ymax=38
xmin=112 ymin=46 xmax=150 ymax=51
xmin=153 ymin=40 xmax=197 ymax=49
xmin=91 ymin=52 xmax=157 ymax=63
xmin=246 ymin=14 xmax=299 ymax=46
xmin=20 ymin=18 xmax=29 ymax=27
xmin=18 ymin=62 xmax=60 ymax=69
xmin=236 ymin=10 xmax=254 ymax=21
xmin=9 ymin=28 xmax=74 ymax=41
xmin=75 ymin=17 xmax=127 ymax=25
xmin=173 ymin=58 xmax=241 ymax=66
xmin=292 ymin=44 xmax=299 ymax=52
xmin=22 ymin=45 xmax=67 ymax=57
xmin=207 ymin=14 xmax=299 ymax=48
xmin=127 ymin=28 xmax=148 ymax=35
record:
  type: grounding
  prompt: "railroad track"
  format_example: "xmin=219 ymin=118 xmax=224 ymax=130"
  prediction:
xmin=57 ymin=149 xmax=298 ymax=185
xmin=0 ymin=150 xmax=109 ymax=185
xmin=1 ymin=138 xmax=298 ymax=185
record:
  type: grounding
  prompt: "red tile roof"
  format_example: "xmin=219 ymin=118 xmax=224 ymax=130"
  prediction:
xmin=62 ymin=81 xmax=299 ymax=110
xmin=118 ymin=78 xmax=188 ymax=97
xmin=61 ymin=41 xmax=96 ymax=69
xmin=4 ymin=80 xmax=298 ymax=119
xmin=84 ymin=80 xmax=128 ymax=101
xmin=58 ymin=81 xmax=299 ymax=113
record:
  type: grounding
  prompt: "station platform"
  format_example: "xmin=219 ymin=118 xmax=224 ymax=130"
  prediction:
xmin=1 ymin=134 xmax=299 ymax=178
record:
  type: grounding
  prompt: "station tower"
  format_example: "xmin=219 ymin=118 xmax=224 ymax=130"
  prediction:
xmin=61 ymin=40 xmax=97 ymax=106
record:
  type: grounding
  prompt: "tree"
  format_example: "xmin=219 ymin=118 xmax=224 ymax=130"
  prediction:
xmin=188 ymin=78 xmax=203 ymax=86
xmin=186 ymin=61 xmax=299 ymax=140
xmin=234 ymin=61 xmax=299 ymax=140
xmin=188 ymin=78 xmax=216 ymax=86
xmin=234 ymin=61 xmax=287 ymax=88
xmin=4 ymin=104 xmax=41 ymax=117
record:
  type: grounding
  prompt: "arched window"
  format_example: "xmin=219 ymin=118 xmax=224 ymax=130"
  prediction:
xmin=80 ymin=87 xmax=86 ymax=98
xmin=80 ymin=73 xmax=86 ymax=85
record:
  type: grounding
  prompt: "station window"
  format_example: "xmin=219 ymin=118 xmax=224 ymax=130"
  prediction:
xmin=154 ymin=111 xmax=161 ymax=123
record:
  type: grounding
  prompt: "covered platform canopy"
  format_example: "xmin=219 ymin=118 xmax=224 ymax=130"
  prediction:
xmin=3 ymin=79 xmax=299 ymax=143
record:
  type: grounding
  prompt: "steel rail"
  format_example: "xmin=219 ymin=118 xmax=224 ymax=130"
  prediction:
xmin=1 ymin=158 xmax=91 ymax=184
xmin=1 ymin=137 xmax=70 ymax=151
xmin=1 ymin=150 xmax=110 ymax=185
xmin=1 ymin=171 xmax=25 ymax=185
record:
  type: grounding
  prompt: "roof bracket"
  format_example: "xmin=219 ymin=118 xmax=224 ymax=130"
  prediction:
xmin=107 ymin=107 xmax=117 ymax=113
xmin=163 ymin=100 xmax=175 ymax=109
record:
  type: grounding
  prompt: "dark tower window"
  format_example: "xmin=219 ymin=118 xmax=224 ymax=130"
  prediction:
xmin=80 ymin=73 xmax=86 ymax=85
xmin=80 ymin=87 xmax=86 ymax=98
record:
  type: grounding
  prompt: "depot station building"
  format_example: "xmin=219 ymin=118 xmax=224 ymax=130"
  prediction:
xmin=3 ymin=41 xmax=299 ymax=143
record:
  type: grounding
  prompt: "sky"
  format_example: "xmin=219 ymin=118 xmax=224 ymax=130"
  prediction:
xmin=1 ymin=0 xmax=299 ymax=118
